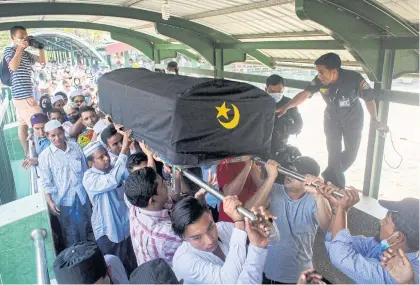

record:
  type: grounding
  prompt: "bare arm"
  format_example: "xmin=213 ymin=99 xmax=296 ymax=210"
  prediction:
xmin=365 ymin=100 xmax=378 ymax=118
xmin=313 ymin=194 xmax=332 ymax=232
xmin=8 ymin=46 xmax=25 ymax=72
xmin=222 ymin=160 xmax=252 ymax=196
xmin=303 ymin=175 xmax=332 ymax=232
xmin=68 ymin=117 xmax=86 ymax=138
xmin=245 ymin=160 xmax=279 ymax=209
xmin=139 ymin=141 xmax=156 ymax=171
xmin=330 ymin=188 xmax=360 ymax=239
xmin=249 ymin=164 xmax=264 ymax=189
xmin=277 ymin=90 xmax=311 ymax=114
xmin=245 ymin=176 xmax=276 ymax=209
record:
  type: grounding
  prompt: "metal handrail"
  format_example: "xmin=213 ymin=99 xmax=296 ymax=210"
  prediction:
xmin=31 ymin=228 xmax=50 ymax=285
xmin=28 ymin=135 xmax=39 ymax=195
xmin=176 ymin=167 xmax=258 ymax=222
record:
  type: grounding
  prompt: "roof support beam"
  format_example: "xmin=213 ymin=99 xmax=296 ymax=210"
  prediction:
xmin=271 ymin=57 xmax=359 ymax=66
xmin=110 ymin=33 xmax=154 ymax=60
xmin=218 ymin=40 xmax=343 ymax=50
xmin=233 ymin=31 xmax=327 ymax=39
xmin=296 ymin=0 xmax=419 ymax=80
xmin=40 ymin=38 xmax=71 ymax=52
xmin=120 ymin=0 xmax=144 ymax=7
xmin=0 ymin=21 xmax=199 ymax=62
xmin=88 ymin=16 xmax=104 ymax=23
xmin=384 ymin=37 xmax=419 ymax=50
xmin=131 ymin=23 xmax=154 ymax=30
xmin=155 ymin=44 xmax=190 ymax=50
xmin=0 ymin=2 xmax=274 ymax=67
xmin=183 ymin=0 xmax=293 ymax=20
xmin=155 ymin=23 xmax=241 ymax=65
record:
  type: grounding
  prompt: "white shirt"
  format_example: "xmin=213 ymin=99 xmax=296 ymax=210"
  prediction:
xmin=38 ymin=141 xmax=88 ymax=207
xmin=104 ymin=255 xmax=129 ymax=284
xmin=172 ymin=222 xmax=267 ymax=284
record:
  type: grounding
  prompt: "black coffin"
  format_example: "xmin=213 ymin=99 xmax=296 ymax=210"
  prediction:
xmin=98 ymin=68 xmax=274 ymax=166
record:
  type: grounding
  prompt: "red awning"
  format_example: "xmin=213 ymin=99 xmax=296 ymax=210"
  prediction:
xmin=105 ymin=42 xmax=136 ymax=55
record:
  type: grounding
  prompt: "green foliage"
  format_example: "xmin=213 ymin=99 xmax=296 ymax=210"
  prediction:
xmin=0 ymin=31 xmax=10 ymax=57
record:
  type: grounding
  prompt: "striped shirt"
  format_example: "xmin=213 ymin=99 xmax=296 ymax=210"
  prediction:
xmin=129 ymin=200 xmax=183 ymax=266
xmin=3 ymin=46 xmax=35 ymax=100
xmin=38 ymin=140 xmax=88 ymax=207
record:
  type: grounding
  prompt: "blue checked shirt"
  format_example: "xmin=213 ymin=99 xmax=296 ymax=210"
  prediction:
xmin=34 ymin=135 xmax=50 ymax=155
xmin=38 ymin=141 xmax=88 ymax=207
xmin=325 ymin=229 xmax=419 ymax=284
xmin=83 ymin=153 xmax=130 ymax=244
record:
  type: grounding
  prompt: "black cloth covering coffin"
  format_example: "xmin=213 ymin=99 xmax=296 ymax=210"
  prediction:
xmin=98 ymin=68 xmax=275 ymax=166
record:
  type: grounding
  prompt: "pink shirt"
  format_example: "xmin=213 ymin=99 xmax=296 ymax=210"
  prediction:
xmin=129 ymin=201 xmax=182 ymax=266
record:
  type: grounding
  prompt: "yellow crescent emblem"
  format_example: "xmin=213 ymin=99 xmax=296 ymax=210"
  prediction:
xmin=215 ymin=102 xmax=240 ymax=129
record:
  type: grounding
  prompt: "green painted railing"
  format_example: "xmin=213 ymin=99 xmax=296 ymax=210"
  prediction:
xmin=0 ymin=87 xmax=17 ymax=205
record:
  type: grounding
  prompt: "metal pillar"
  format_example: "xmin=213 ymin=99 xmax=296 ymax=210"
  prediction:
xmin=214 ymin=48 xmax=224 ymax=79
xmin=106 ymin=55 xmax=112 ymax=68
xmin=153 ymin=48 xmax=160 ymax=65
xmin=363 ymin=49 xmax=395 ymax=199
xmin=124 ymin=50 xmax=129 ymax=67
xmin=31 ymin=229 xmax=50 ymax=285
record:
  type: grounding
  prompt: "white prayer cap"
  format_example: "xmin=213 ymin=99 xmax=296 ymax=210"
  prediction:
xmin=44 ymin=120 xmax=62 ymax=133
xmin=83 ymin=141 xmax=105 ymax=158
xmin=70 ymin=89 xmax=84 ymax=99
xmin=51 ymin=95 xmax=64 ymax=105
xmin=63 ymin=102 xmax=77 ymax=113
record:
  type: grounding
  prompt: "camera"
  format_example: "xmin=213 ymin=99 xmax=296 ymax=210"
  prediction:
xmin=274 ymin=116 xmax=294 ymax=137
xmin=26 ymin=36 xmax=44 ymax=49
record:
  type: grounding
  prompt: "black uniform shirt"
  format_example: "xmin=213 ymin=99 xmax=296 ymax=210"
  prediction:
xmin=275 ymin=96 xmax=303 ymax=135
xmin=304 ymin=69 xmax=376 ymax=110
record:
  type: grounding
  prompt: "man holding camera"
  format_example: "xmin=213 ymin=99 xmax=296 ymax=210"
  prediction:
xmin=3 ymin=26 xmax=46 ymax=156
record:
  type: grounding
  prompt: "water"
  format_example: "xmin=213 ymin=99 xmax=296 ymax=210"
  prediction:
xmin=288 ymin=92 xmax=419 ymax=201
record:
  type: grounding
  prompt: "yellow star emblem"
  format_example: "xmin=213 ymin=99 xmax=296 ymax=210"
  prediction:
xmin=215 ymin=102 xmax=231 ymax=120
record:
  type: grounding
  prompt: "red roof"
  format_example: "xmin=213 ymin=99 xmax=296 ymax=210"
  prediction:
xmin=105 ymin=42 xmax=135 ymax=55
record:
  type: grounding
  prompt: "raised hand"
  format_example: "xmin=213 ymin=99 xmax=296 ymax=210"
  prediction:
xmin=304 ymin=174 xmax=324 ymax=195
xmin=207 ymin=171 xmax=218 ymax=187
xmin=381 ymin=248 xmax=414 ymax=284
xmin=337 ymin=186 xmax=360 ymax=211
xmin=139 ymin=140 xmax=152 ymax=156
xmin=297 ymin=269 xmax=325 ymax=284
xmin=265 ymin=159 xmax=280 ymax=180
xmin=223 ymin=196 xmax=243 ymax=222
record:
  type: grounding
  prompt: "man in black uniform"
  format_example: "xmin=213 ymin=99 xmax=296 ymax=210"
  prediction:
xmin=265 ymin=74 xmax=303 ymax=163
xmin=276 ymin=53 xmax=387 ymax=189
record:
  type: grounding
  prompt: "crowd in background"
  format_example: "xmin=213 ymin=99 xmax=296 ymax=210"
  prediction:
xmin=2 ymin=25 xmax=419 ymax=285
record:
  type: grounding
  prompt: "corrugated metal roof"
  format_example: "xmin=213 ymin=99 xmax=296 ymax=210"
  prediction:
xmin=0 ymin=0 xmax=417 ymax=66
xmin=376 ymin=0 xmax=419 ymax=23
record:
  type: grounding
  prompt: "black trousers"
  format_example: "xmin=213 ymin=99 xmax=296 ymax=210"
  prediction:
xmin=263 ymin=273 xmax=291 ymax=284
xmin=97 ymin=235 xmax=137 ymax=276
xmin=323 ymin=106 xmax=364 ymax=189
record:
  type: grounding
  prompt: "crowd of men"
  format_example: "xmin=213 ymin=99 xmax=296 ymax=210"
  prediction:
xmin=2 ymin=25 xmax=419 ymax=284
